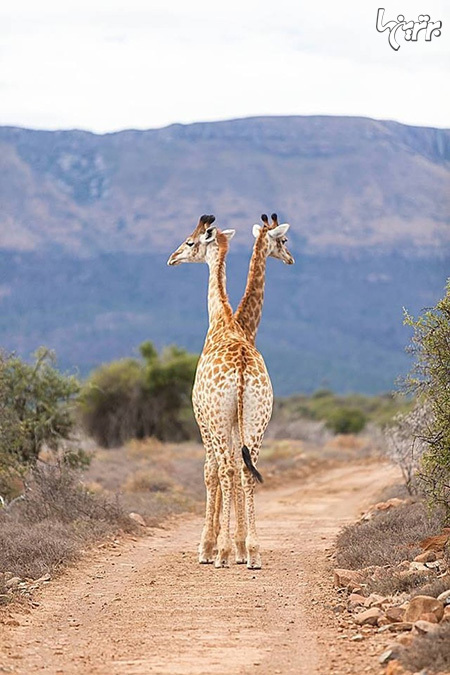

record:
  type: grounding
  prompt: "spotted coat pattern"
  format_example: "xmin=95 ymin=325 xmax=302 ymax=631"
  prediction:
xmin=168 ymin=216 xmax=273 ymax=569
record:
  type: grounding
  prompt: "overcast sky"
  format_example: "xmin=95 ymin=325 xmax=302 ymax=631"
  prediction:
xmin=0 ymin=0 xmax=448 ymax=132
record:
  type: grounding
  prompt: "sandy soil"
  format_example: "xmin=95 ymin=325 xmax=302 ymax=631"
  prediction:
xmin=0 ymin=461 xmax=399 ymax=675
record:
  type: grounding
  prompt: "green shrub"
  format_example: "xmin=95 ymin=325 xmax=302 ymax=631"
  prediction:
xmin=79 ymin=341 xmax=198 ymax=447
xmin=323 ymin=407 xmax=367 ymax=434
xmin=0 ymin=349 xmax=81 ymax=501
xmin=404 ymin=280 xmax=450 ymax=516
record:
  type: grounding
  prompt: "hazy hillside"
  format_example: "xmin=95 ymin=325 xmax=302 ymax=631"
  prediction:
xmin=0 ymin=116 xmax=449 ymax=255
xmin=0 ymin=116 xmax=449 ymax=394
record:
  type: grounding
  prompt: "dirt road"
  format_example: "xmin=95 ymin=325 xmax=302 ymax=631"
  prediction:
xmin=1 ymin=461 xmax=399 ymax=675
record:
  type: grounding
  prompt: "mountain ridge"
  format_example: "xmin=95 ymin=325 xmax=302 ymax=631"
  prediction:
xmin=0 ymin=115 xmax=448 ymax=394
xmin=0 ymin=115 xmax=448 ymax=256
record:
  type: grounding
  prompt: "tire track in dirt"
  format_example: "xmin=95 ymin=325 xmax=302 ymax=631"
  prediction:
xmin=0 ymin=461 xmax=399 ymax=675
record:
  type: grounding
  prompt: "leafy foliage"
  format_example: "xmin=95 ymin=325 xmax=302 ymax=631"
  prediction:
xmin=79 ymin=341 xmax=198 ymax=447
xmin=0 ymin=349 xmax=81 ymax=501
xmin=404 ymin=280 xmax=450 ymax=515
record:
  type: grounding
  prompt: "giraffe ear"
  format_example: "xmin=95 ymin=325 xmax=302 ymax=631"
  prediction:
xmin=268 ymin=223 xmax=290 ymax=239
xmin=252 ymin=224 xmax=261 ymax=238
xmin=202 ymin=226 xmax=217 ymax=243
xmin=222 ymin=229 xmax=236 ymax=241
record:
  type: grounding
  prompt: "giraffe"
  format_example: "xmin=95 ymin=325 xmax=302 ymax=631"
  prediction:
xmin=167 ymin=215 xmax=273 ymax=569
xmin=218 ymin=213 xmax=295 ymax=554
xmin=235 ymin=213 xmax=294 ymax=343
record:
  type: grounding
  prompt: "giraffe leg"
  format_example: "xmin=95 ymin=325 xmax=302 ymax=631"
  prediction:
xmin=214 ymin=449 xmax=235 ymax=568
xmin=242 ymin=460 xmax=262 ymax=570
xmin=213 ymin=485 xmax=222 ymax=550
xmin=234 ymin=482 xmax=247 ymax=563
xmin=199 ymin=454 xmax=219 ymax=563
xmin=232 ymin=426 xmax=247 ymax=563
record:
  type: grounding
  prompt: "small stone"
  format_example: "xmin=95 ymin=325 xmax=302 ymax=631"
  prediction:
xmin=35 ymin=573 xmax=51 ymax=584
xmin=347 ymin=593 xmax=366 ymax=610
xmin=437 ymin=589 xmax=450 ymax=604
xmin=333 ymin=568 xmax=364 ymax=589
xmin=409 ymin=561 xmax=428 ymax=572
xmin=413 ymin=551 xmax=436 ymax=563
xmin=377 ymin=616 xmax=391 ymax=627
xmin=350 ymin=633 xmax=363 ymax=641
xmin=441 ymin=606 xmax=450 ymax=622
xmin=388 ymin=622 xmax=413 ymax=632
xmin=129 ymin=512 xmax=146 ymax=527
xmin=404 ymin=595 xmax=444 ymax=623
xmin=364 ymin=593 xmax=386 ymax=607
xmin=419 ymin=529 xmax=450 ymax=553
xmin=379 ymin=649 xmax=394 ymax=664
xmin=385 ymin=607 xmax=405 ymax=623
xmin=5 ymin=577 xmax=21 ymax=590
xmin=414 ymin=619 xmax=439 ymax=635
xmin=355 ymin=607 xmax=383 ymax=626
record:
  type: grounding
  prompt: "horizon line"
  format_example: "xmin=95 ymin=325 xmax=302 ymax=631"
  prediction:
xmin=1 ymin=113 xmax=449 ymax=137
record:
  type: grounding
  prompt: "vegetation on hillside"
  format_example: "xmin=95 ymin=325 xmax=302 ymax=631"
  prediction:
xmin=272 ymin=389 xmax=411 ymax=435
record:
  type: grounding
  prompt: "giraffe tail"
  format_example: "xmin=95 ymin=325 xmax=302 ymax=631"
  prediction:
xmin=242 ymin=445 xmax=263 ymax=483
xmin=238 ymin=347 xmax=263 ymax=483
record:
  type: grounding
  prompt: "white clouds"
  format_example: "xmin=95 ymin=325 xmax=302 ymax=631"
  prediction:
xmin=0 ymin=0 xmax=448 ymax=131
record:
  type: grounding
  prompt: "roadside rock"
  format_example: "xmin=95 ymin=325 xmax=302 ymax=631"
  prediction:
xmin=404 ymin=595 xmax=444 ymax=623
xmin=441 ymin=606 xmax=450 ymax=622
xmin=385 ymin=607 xmax=405 ymax=623
xmin=354 ymin=607 xmax=383 ymax=626
xmin=364 ymin=593 xmax=387 ymax=608
xmin=408 ymin=561 xmax=429 ymax=572
xmin=379 ymin=648 xmax=394 ymax=664
xmin=420 ymin=612 xmax=438 ymax=623
xmin=413 ymin=550 xmax=436 ymax=563
xmin=129 ymin=512 xmax=146 ymax=527
xmin=333 ymin=568 xmax=364 ymax=589
xmin=419 ymin=528 xmax=450 ymax=553
xmin=437 ymin=588 xmax=450 ymax=604
xmin=347 ymin=593 xmax=366 ymax=610
xmin=387 ymin=622 xmax=413 ymax=632
xmin=360 ymin=498 xmax=407 ymax=522
xmin=413 ymin=619 xmax=439 ymax=635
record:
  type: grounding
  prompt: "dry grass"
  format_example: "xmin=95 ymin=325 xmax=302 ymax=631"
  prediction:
xmin=411 ymin=574 xmax=450 ymax=599
xmin=335 ymin=502 xmax=444 ymax=570
xmin=0 ymin=520 xmax=79 ymax=579
xmin=124 ymin=468 xmax=175 ymax=493
xmin=366 ymin=569 xmax=435 ymax=596
xmin=0 ymin=464 xmax=134 ymax=580
xmin=398 ymin=623 xmax=450 ymax=674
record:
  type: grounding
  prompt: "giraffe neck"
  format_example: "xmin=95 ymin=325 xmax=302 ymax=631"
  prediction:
xmin=235 ymin=227 xmax=269 ymax=344
xmin=205 ymin=236 xmax=234 ymax=340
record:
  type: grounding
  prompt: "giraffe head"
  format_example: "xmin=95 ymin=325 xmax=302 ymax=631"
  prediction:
xmin=167 ymin=214 xmax=235 ymax=266
xmin=252 ymin=213 xmax=294 ymax=265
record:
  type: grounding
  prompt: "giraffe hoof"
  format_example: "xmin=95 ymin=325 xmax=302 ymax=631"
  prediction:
xmin=247 ymin=556 xmax=262 ymax=570
xmin=214 ymin=558 xmax=230 ymax=568
xmin=235 ymin=557 xmax=247 ymax=565
xmin=199 ymin=557 xmax=215 ymax=564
